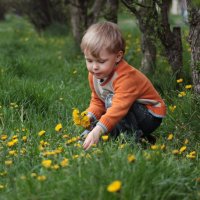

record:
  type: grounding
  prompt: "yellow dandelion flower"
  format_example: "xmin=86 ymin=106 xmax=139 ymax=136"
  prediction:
xmin=107 ymin=180 xmax=122 ymax=193
xmin=119 ymin=144 xmax=126 ymax=149
xmin=51 ymin=165 xmax=60 ymax=170
xmin=102 ymin=135 xmax=109 ymax=142
xmin=151 ymin=145 xmax=159 ymax=150
xmin=167 ymin=133 xmax=173 ymax=140
xmin=38 ymin=130 xmax=46 ymax=137
xmin=31 ymin=173 xmax=37 ymax=177
xmin=5 ymin=160 xmax=13 ymax=166
xmin=169 ymin=105 xmax=176 ymax=112
xmin=186 ymin=154 xmax=196 ymax=159
xmin=160 ymin=144 xmax=166 ymax=150
xmin=172 ymin=150 xmax=179 ymax=154
xmin=1 ymin=134 xmax=7 ymax=140
xmin=55 ymin=123 xmax=62 ymax=132
xmin=185 ymin=85 xmax=192 ymax=89
xmin=178 ymin=91 xmax=186 ymax=97
xmin=60 ymin=158 xmax=69 ymax=167
xmin=143 ymin=152 xmax=151 ymax=160
xmin=0 ymin=184 xmax=5 ymax=189
xmin=37 ymin=175 xmax=47 ymax=181
xmin=41 ymin=159 xmax=52 ymax=168
xmin=184 ymin=139 xmax=189 ymax=144
xmin=22 ymin=136 xmax=27 ymax=142
xmin=9 ymin=150 xmax=17 ymax=156
xmin=72 ymin=155 xmax=79 ymax=159
xmin=179 ymin=146 xmax=187 ymax=153
xmin=7 ymin=139 xmax=18 ymax=147
xmin=72 ymin=108 xmax=90 ymax=128
xmin=62 ymin=134 xmax=70 ymax=139
xmin=177 ymin=78 xmax=183 ymax=83
xmin=127 ymin=154 xmax=136 ymax=163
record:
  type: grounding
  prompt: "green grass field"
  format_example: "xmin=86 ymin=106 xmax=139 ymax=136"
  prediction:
xmin=0 ymin=14 xmax=199 ymax=200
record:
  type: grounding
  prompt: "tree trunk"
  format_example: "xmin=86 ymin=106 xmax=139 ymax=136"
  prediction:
xmin=156 ymin=0 xmax=183 ymax=78
xmin=104 ymin=0 xmax=119 ymax=23
xmin=69 ymin=0 xmax=105 ymax=44
xmin=140 ymin=32 xmax=156 ymax=74
xmin=121 ymin=0 xmax=157 ymax=74
xmin=187 ymin=2 xmax=200 ymax=94
xmin=69 ymin=0 xmax=88 ymax=44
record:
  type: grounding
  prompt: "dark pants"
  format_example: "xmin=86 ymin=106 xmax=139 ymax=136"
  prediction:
xmin=105 ymin=95 xmax=162 ymax=138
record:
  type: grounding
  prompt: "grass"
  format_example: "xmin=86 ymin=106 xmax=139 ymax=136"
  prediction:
xmin=0 ymin=14 xmax=199 ymax=200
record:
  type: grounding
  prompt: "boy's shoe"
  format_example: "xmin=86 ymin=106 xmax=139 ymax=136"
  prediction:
xmin=144 ymin=135 xmax=156 ymax=145
xmin=135 ymin=130 xmax=144 ymax=143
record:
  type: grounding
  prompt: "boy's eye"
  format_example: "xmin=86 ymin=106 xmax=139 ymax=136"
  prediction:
xmin=86 ymin=59 xmax=92 ymax=63
xmin=98 ymin=60 xmax=105 ymax=63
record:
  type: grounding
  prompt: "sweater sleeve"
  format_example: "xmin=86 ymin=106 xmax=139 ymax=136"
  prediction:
xmin=86 ymin=73 xmax=106 ymax=120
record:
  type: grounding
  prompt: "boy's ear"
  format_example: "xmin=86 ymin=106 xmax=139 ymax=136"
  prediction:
xmin=116 ymin=51 xmax=124 ymax=63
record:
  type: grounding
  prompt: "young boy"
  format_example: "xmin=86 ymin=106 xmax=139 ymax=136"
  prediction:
xmin=80 ymin=21 xmax=166 ymax=150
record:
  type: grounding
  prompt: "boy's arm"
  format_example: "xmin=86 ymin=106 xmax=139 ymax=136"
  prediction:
xmin=83 ymin=124 xmax=103 ymax=150
xmin=86 ymin=73 xmax=106 ymax=120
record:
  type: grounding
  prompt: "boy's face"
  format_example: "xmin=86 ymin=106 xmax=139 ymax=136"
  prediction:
xmin=84 ymin=48 xmax=123 ymax=79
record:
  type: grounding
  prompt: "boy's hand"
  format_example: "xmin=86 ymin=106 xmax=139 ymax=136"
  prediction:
xmin=83 ymin=125 xmax=103 ymax=150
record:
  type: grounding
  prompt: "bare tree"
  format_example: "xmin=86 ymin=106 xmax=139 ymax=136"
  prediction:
xmin=187 ymin=0 xmax=200 ymax=94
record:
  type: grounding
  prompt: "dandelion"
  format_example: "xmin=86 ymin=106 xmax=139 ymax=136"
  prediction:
xmin=0 ymin=184 xmax=5 ymax=189
xmin=38 ymin=130 xmax=46 ymax=137
xmin=160 ymin=144 xmax=166 ymax=150
xmin=51 ymin=165 xmax=60 ymax=170
xmin=127 ymin=154 xmax=136 ymax=163
xmin=186 ymin=151 xmax=196 ymax=159
xmin=5 ymin=160 xmax=13 ymax=166
xmin=41 ymin=159 xmax=52 ymax=168
xmin=22 ymin=136 xmax=27 ymax=142
xmin=151 ymin=145 xmax=159 ymax=150
xmin=31 ymin=173 xmax=37 ymax=177
xmin=37 ymin=175 xmax=47 ymax=181
xmin=7 ymin=139 xmax=18 ymax=147
xmin=179 ymin=146 xmax=187 ymax=153
xmin=185 ymin=85 xmax=192 ymax=89
xmin=177 ymin=78 xmax=183 ymax=83
xmin=55 ymin=123 xmax=62 ymax=132
xmin=9 ymin=150 xmax=17 ymax=156
xmin=60 ymin=158 xmax=69 ymax=167
xmin=102 ymin=135 xmax=109 ymax=142
xmin=169 ymin=105 xmax=176 ymax=112
xmin=72 ymin=155 xmax=79 ymax=159
xmin=119 ymin=144 xmax=126 ymax=149
xmin=1 ymin=134 xmax=7 ymax=140
xmin=107 ymin=180 xmax=122 ymax=193
xmin=72 ymin=108 xmax=90 ymax=128
xmin=178 ymin=91 xmax=186 ymax=97
xmin=167 ymin=133 xmax=173 ymax=140
xmin=172 ymin=150 xmax=179 ymax=154
xmin=184 ymin=139 xmax=189 ymax=144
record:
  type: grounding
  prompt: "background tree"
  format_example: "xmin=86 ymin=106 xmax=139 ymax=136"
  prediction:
xmin=121 ymin=0 xmax=157 ymax=74
xmin=155 ymin=0 xmax=183 ymax=78
xmin=187 ymin=0 xmax=200 ymax=94
xmin=0 ymin=0 xmax=70 ymax=31
xmin=104 ymin=0 xmax=119 ymax=23
xmin=68 ymin=0 xmax=105 ymax=44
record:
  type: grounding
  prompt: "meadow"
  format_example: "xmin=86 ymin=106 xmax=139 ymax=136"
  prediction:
xmin=0 ymin=14 xmax=199 ymax=200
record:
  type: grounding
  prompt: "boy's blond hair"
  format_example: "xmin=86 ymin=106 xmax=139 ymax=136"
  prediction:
xmin=80 ymin=21 xmax=125 ymax=58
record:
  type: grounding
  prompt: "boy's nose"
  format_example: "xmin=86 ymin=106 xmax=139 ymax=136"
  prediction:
xmin=92 ymin=63 xmax=99 ymax=70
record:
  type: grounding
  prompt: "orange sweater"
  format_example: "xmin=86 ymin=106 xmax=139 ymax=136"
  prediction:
xmin=87 ymin=60 xmax=166 ymax=133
